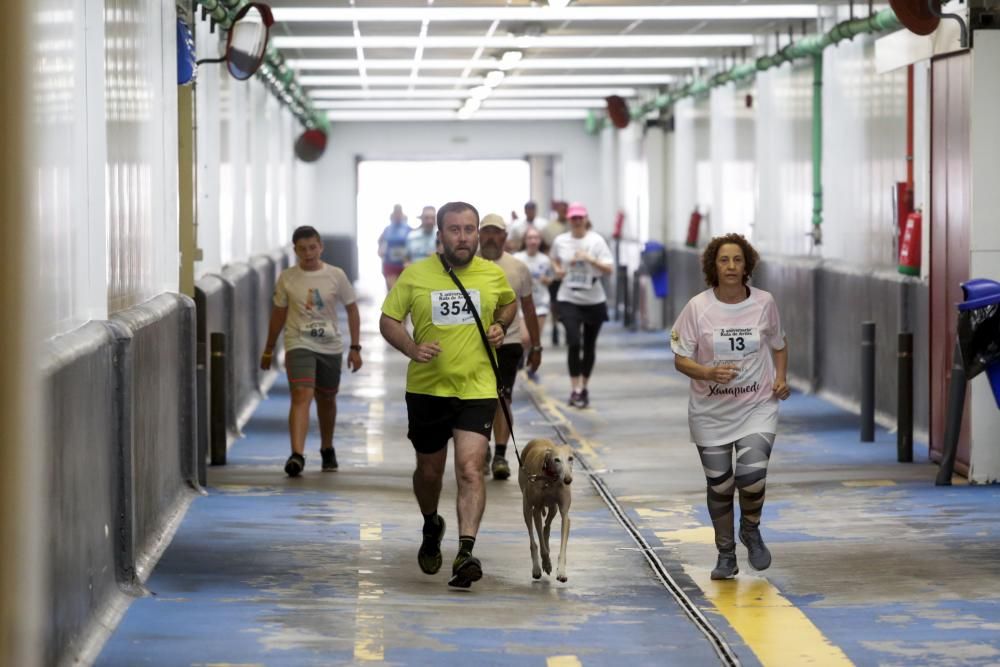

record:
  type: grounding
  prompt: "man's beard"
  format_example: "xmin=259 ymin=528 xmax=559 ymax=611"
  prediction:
xmin=442 ymin=240 xmax=477 ymax=268
xmin=480 ymin=241 xmax=502 ymax=261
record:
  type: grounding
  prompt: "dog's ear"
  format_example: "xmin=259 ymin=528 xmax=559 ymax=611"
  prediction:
xmin=543 ymin=448 xmax=554 ymax=470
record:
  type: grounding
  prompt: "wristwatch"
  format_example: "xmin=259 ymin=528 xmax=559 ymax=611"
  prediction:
xmin=497 ymin=320 xmax=510 ymax=334
xmin=530 ymin=345 xmax=543 ymax=352
xmin=350 ymin=344 xmax=362 ymax=351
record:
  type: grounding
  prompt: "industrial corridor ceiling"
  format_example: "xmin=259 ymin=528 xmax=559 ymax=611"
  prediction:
xmin=266 ymin=0 xmax=826 ymax=122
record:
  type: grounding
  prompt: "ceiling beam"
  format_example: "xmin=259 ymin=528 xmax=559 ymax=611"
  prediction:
xmin=272 ymin=34 xmax=756 ymax=49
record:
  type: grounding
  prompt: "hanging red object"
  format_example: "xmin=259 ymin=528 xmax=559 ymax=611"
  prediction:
xmin=899 ymin=210 xmax=922 ymax=276
xmin=294 ymin=129 xmax=328 ymax=162
xmin=605 ymin=95 xmax=631 ymax=129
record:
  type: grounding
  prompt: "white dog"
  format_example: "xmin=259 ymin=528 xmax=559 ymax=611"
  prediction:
xmin=518 ymin=438 xmax=574 ymax=582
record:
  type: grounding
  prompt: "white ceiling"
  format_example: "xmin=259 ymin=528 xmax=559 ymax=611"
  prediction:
xmin=267 ymin=0 xmax=825 ymax=122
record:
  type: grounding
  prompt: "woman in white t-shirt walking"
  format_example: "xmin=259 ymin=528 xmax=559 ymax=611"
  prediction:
xmin=670 ymin=234 xmax=790 ymax=580
xmin=550 ymin=202 xmax=613 ymax=408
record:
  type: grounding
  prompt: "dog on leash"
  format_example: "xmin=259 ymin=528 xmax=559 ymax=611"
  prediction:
xmin=518 ymin=438 xmax=574 ymax=582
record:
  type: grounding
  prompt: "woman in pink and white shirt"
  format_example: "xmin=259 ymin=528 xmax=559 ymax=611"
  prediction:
xmin=670 ymin=234 xmax=790 ymax=581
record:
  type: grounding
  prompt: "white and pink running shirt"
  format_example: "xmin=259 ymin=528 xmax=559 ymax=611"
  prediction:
xmin=670 ymin=287 xmax=786 ymax=446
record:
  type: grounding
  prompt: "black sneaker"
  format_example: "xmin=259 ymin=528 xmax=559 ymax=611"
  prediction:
xmin=739 ymin=520 xmax=772 ymax=571
xmin=320 ymin=447 xmax=338 ymax=471
xmin=448 ymin=552 xmax=483 ymax=589
xmin=569 ymin=391 xmax=582 ymax=407
xmin=578 ymin=388 xmax=590 ymax=408
xmin=710 ymin=551 xmax=739 ymax=580
xmin=491 ymin=454 xmax=511 ymax=480
xmin=418 ymin=516 xmax=446 ymax=575
xmin=284 ymin=453 xmax=305 ymax=477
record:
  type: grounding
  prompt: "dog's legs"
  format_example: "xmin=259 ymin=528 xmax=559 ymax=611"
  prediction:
xmin=532 ymin=506 xmax=548 ymax=577
xmin=523 ymin=498 xmax=542 ymax=579
xmin=556 ymin=497 xmax=572 ymax=582
xmin=541 ymin=503 xmax=557 ymax=575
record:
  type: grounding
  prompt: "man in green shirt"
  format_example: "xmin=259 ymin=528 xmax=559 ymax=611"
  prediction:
xmin=380 ymin=201 xmax=517 ymax=589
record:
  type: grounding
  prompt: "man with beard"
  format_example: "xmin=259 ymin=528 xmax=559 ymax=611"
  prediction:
xmin=380 ymin=201 xmax=517 ymax=588
xmin=478 ymin=213 xmax=542 ymax=480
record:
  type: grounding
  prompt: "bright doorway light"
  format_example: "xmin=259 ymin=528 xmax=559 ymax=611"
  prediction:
xmin=356 ymin=160 xmax=530 ymax=297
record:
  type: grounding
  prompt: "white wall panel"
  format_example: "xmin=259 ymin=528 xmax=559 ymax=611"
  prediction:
xmin=34 ymin=0 xmax=108 ymax=338
xmin=670 ymin=98 xmax=697 ymax=246
xmin=105 ymin=0 xmax=178 ymax=313
xmin=822 ymin=36 xmax=907 ymax=268
xmin=709 ymin=84 xmax=755 ymax=239
xmin=195 ymin=18 xmax=223 ymax=276
xmin=753 ymin=64 xmax=812 ymax=257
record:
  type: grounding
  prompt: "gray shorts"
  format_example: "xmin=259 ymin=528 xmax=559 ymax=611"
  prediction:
xmin=285 ymin=348 xmax=342 ymax=393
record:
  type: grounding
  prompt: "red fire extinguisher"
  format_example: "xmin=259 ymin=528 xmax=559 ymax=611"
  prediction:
xmin=898 ymin=209 xmax=921 ymax=276
xmin=685 ymin=208 xmax=702 ymax=248
xmin=612 ymin=210 xmax=625 ymax=240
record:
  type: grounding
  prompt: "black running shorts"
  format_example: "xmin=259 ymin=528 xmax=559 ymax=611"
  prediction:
xmin=405 ymin=393 xmax=498 ymax=454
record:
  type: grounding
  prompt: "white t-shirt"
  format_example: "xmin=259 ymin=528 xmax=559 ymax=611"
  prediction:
xmin=274 ymin=263 xmax=357 ymax=354
xmin=493 ymin=252 xmax=533 ymax=345
xmin=513 ymin=250 xmax=553 ymax=316
xmin=506 ymin=219 xmax=540 ymax=251
xmin=551 ymin=231 xmax=613 ymax=305
xmin=670 ymin=287 xmax=786 ymax=446
xmin=406 ymin=228 xmax=437 ymax=263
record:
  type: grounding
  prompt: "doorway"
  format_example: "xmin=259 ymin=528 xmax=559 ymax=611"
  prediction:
xmin=355 ymin=159 xmax=531 ymax=297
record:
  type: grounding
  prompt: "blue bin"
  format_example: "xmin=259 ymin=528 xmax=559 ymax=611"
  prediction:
xmin=958 ymin=278 xmax=1000 ymax=409
xmin=641 ymin=241 xmax=668 ymax=298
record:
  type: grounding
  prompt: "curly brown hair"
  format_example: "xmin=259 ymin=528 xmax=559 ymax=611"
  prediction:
xmin=700 ymin=233 xmax=760 ymax=287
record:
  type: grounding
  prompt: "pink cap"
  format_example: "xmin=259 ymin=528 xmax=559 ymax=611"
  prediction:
xmin=566 ymin=202 xmax=588 ymax=218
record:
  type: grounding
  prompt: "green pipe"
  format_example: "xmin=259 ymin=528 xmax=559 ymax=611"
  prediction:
xmin=595 ymin=7 xmax=902 ymax=131
xmin=811 ymin=55 xmax=823 ymax=242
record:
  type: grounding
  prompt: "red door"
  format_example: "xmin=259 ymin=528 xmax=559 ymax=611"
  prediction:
xmin=929 ymin=52 xmax=971 ymax=472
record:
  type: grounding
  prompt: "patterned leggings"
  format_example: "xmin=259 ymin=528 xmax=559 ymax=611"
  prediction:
xmin=696 ymin=433 xmax=775 ymax=552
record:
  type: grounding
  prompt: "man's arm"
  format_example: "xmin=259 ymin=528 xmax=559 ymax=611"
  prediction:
xmin=379 ymin=313 xmax=441 ymax=362
xmin=487 ymin=300 xmax=519 ymax=348
xmin=520 ymin=295 xmax=542 ymax=372
xmin=260 ymin=306 xmax=288 ymax=370
xmin=345 ymin=302 xmax=363 ymax=372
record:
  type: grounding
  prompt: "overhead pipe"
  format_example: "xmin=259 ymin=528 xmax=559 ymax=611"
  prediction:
xmin=588 ymin=8 xmax=903 ymax=132
xmin=811 ymin=55 xmax=823 ymax=245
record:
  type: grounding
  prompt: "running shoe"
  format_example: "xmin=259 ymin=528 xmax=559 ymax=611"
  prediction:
xmin=417 ymin=516 xmax=446 ymax=575
xmin=569 ymin=391 xmax=582 ymax=407
xmin=739 ymin=520 xmax=772 ymax=571
xmin=578 ymin=388 xmax=590 ymax=408
xmin=491 ymin=454 xmax=511 ymax=480
xmin=320 ymin=447 xmax=338 ymax=471
xmin=448 ymin=552 xmax=483 ymax=588
xmin=284 ymin=453 xmax=305 ymax=477
xmin=710 ymin=551 xmax=739 ymax=580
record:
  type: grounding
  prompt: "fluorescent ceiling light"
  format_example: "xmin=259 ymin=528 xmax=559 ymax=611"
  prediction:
xmin=463 ymin=98 xmax=483 ymax=112
xmin=273 ymin=6 xmax=819 ymax=22
xmin=504 ymin=74 xmax=675 ymax=85
xmin=309 ymin=87 xmax=638 ymax=99
xmin=499 ymin=51 xmax=523 ymax=71
xmin=469 ymin=85 xmax=492 ymax=99
xmin=272 ymin=34 xmax=756 ymax=49
xmin=287 ymin=57 xmax=707 ymax=71
xmin=485 ymin=70 xmax=505 ymax=87
xmin=322 ymin=110 xmax=591 ymax=121
xmin=314 ymin=99 xmax=461 ymax=109
xmin=300 ymin=75 xmax=480 ymax=86
xmin=547 ymin=0 xmax=572 ymax=9
xmin=480 ymin=98 xmax=607 ymax=108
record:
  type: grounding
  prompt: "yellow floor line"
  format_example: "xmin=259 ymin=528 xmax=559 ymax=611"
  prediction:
xmin=547 ymin=656 xmax=583 ymax=667
xmin=355 ymin=521 xmax=385 ymax=661
xmin=841 ymin=479 xmax=895 ymax=488
xmin=527 ymin=381 xmax=602 ymax=465
xmin=684 ymin=566 xmax=853 ymax=666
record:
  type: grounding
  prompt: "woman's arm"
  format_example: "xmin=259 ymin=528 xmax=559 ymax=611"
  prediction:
xmin=674 ymin=354 xmax=739 ymax=384
xmin=772 ymin=339 xmax=790 ymax=400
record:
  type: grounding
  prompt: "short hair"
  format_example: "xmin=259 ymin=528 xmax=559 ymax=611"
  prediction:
xmin=436 ymin=201 xmax=480 ymax=231
xmin=525 ymin=200 xmax=537 ymax=209
xmin=292 ymin=225 xmax=321 ymax=245
xmin=701 ymin=233 xmax=760 ymax=287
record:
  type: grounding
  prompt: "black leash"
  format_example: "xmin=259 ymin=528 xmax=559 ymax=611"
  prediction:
xmin=439 ymin=254 xmax=521 ymax=465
